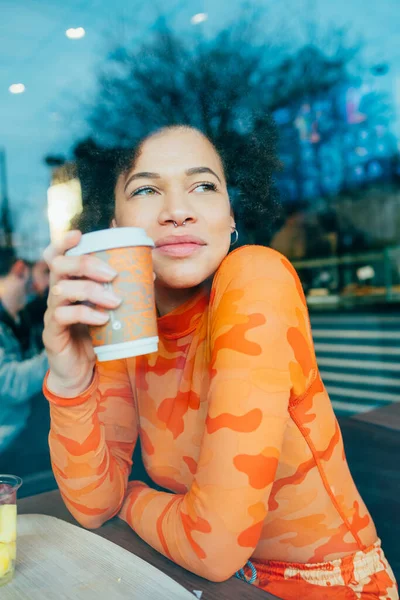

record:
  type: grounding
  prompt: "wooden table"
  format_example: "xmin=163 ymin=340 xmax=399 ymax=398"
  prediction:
xmin=19 ymin=490 xmax=279 ymax=600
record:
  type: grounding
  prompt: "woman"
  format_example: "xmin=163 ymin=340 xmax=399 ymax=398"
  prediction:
xmin=42 ymin=126 xmax=397 ymax=599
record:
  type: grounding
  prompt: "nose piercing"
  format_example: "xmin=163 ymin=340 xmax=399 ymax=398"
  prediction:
xmin=173 ymin=220 xmax=187 ymax=227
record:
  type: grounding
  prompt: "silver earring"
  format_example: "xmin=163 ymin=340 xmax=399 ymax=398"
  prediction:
xmin=231 ymin=228 xmax=238 ymax=246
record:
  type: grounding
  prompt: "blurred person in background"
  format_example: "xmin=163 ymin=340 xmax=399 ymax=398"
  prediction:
xmin=271 ymin=203 xmax=332 ymax=293
xmin=0 ymin=247 xmax=48 ymax=462
xmin=317 ymin=209 xmax=340 ymax=256
xmin=271 ymin=201 xmax=332 ymax=261
xmin=25 ymin=259 xmax=50 ymax=350
xmin=270 ymin=202 xmax=308 ymax=259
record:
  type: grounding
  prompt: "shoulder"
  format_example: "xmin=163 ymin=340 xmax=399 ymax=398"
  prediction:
xmin=0 ymin=321 xmax=12 ymax=343
xmin=209 ymin=245 xmax=308 ymax=323
xmin=213 ymin=245 xmax=303 ymax=294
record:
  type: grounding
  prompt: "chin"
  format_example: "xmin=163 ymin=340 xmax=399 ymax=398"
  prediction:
xmin=153 ymin=247 xmax=229 ymax=290
xmin=156 ymin=271 xmax=207 ymax=290
xmin=154 ymin=261 xmax=212 ymax=290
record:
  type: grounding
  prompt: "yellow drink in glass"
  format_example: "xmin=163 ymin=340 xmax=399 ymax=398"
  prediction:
xmin=0 ymin=476 xmax=22 ymax=586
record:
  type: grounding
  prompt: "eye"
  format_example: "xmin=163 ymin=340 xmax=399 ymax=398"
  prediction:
xmin=129 ymin=186 xmax=158 ymax=197
xmin=193 ymin=182 xmax=218 ymax=193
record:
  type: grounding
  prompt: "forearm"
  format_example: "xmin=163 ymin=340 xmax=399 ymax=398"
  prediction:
xmin=45 ymin=364 xmax=138 ymax=528
xmin=49 ymin=404 xmax=126 ymax=527
xmin=47 ymin=366 xmax=95 ymax=398
xmin=120 ymin=483 xmax=252 ymax=582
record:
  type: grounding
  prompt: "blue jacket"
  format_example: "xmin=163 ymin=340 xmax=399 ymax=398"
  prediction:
xmin=0 ymin=301 xmax=48 ymax=452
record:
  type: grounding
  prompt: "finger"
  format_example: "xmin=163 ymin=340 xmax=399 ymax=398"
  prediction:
xmin=43 ymin=230 xmax=82 ymax=266
xmin=53 ymin=304 xmax=110 ymax=327
xmin=48 ymin=279 xmax=122 ymax=309
xmin=45 ymin=231 xmax=84 ymax=289
xmin=51 ymin=254 xmax=117 ymax=284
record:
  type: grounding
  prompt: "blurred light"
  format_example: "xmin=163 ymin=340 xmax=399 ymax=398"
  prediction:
xmin=47 ymin=178 xmax=82 ymax=242
xmin=310 ymin=132 xmax=320 ymax=144
xmin=355 ymin=147 xmax=368 ymax=156
xmin=351 ymin=113 xmax=367 ymax=124
xmin=357 ymin=265 xmax=375 ymax=281
xmin=294 ymin=116 xmax=307 ymax=140
xmin=368 ymin=161 xmax=383 ymax=177
xmin=66 ymin=27 xmax=85 ymax=39
xmin=9 ymin=83 xmax=25 ymax=94
xmin=190 ymin=13 xmax=208 ymax=25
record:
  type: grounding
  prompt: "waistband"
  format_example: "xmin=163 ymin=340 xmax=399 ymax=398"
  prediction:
xmin=238 ymin=539 xmax=392 ymax=587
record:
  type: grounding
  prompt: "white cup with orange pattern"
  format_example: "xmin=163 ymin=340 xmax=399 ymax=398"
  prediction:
xmin=67 ymin=228 xmax=158 ymax=361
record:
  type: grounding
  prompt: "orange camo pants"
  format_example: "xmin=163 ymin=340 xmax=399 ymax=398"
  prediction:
xmin=240 ymin=540 xmax=398 ymax=599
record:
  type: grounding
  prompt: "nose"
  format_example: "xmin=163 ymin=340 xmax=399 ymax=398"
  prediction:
xmin=158 ymin=189 xmax=197 ymax=228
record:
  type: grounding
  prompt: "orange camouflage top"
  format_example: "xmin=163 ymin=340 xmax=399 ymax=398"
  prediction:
xmin=44 ymin=245 xmax=377 ymax=582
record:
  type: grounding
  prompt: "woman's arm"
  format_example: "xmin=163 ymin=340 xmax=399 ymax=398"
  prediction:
xmin=44 ymin=359 xmax=138 ymax=528
xmin=120 ymin=247 xmax=317 ymax=582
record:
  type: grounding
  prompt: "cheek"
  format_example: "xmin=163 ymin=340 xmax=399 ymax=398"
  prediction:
xmin=202 ymin=202 xmax=231 ymax=232
xmin=115 ymin=198 xmax=155 ymax=229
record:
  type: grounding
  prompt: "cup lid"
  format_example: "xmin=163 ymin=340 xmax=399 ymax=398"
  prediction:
xmin=66 ymin=228 xmax=154 ymax=256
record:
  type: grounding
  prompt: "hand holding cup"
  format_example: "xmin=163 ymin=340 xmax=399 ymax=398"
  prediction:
xmin=43 ymin=228 xmax=158 ymax=397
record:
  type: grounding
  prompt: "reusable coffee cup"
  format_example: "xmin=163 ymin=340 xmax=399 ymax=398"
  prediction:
xmin=67 ymin=228 xmax=158 ymax=361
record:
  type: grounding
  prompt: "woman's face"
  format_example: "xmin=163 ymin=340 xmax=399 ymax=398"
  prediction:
xmin=114 ymin=128 xmax=235 ymax=290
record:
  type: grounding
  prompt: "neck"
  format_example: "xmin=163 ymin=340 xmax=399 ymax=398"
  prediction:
xmin=0 ymin=277 xmax=20 ymax=320
xmin=155 ymin=283 xmax=203 ymax=317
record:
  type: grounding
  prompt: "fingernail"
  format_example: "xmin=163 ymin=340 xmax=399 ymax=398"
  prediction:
xmin=93 ymin=311 xmax=110 ymax=323
xmin=102 ymin=290 xmax=122 ymax=306
xmin=97 ymin=264 xmax=118 ymax=278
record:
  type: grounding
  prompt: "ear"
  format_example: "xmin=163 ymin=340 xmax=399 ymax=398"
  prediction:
xmin=111 ymin=218 xmax=117 ymax=228
xmin=10 ymin=260 xmax=28 ymax=279
xmin=229 ymin=208 xmax=236 ymax=231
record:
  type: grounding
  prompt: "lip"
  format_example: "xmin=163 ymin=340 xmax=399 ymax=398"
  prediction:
xmin=155 ymin=235 xmax=207 ymax=258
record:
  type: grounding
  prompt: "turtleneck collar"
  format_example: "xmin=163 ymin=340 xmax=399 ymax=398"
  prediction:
xmin=157 ymin=287 xmax=209 ymax=340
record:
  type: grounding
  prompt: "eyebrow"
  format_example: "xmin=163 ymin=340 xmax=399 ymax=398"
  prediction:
xmin=185 ymin=167 xmax=221 ymax=183
xmin=123 ymin=166 xmax=221 ymax=192
xmin=124 ymin=172 xmax=160 ymax=192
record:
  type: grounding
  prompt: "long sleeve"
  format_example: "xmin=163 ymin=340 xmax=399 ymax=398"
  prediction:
xmin=44 ymin=359 xmax=138 ymax=528
xmin=119 ymin=247 xmax=318 ymax=582
xmin=0 ymin=325 xmax=48 ymax=406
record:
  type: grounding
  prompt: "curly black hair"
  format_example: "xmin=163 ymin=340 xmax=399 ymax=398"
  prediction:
xmin=73 ymin=119 xmax=282 ymax=245
xmin=0 ymin=246 xmax=17 ymax=277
